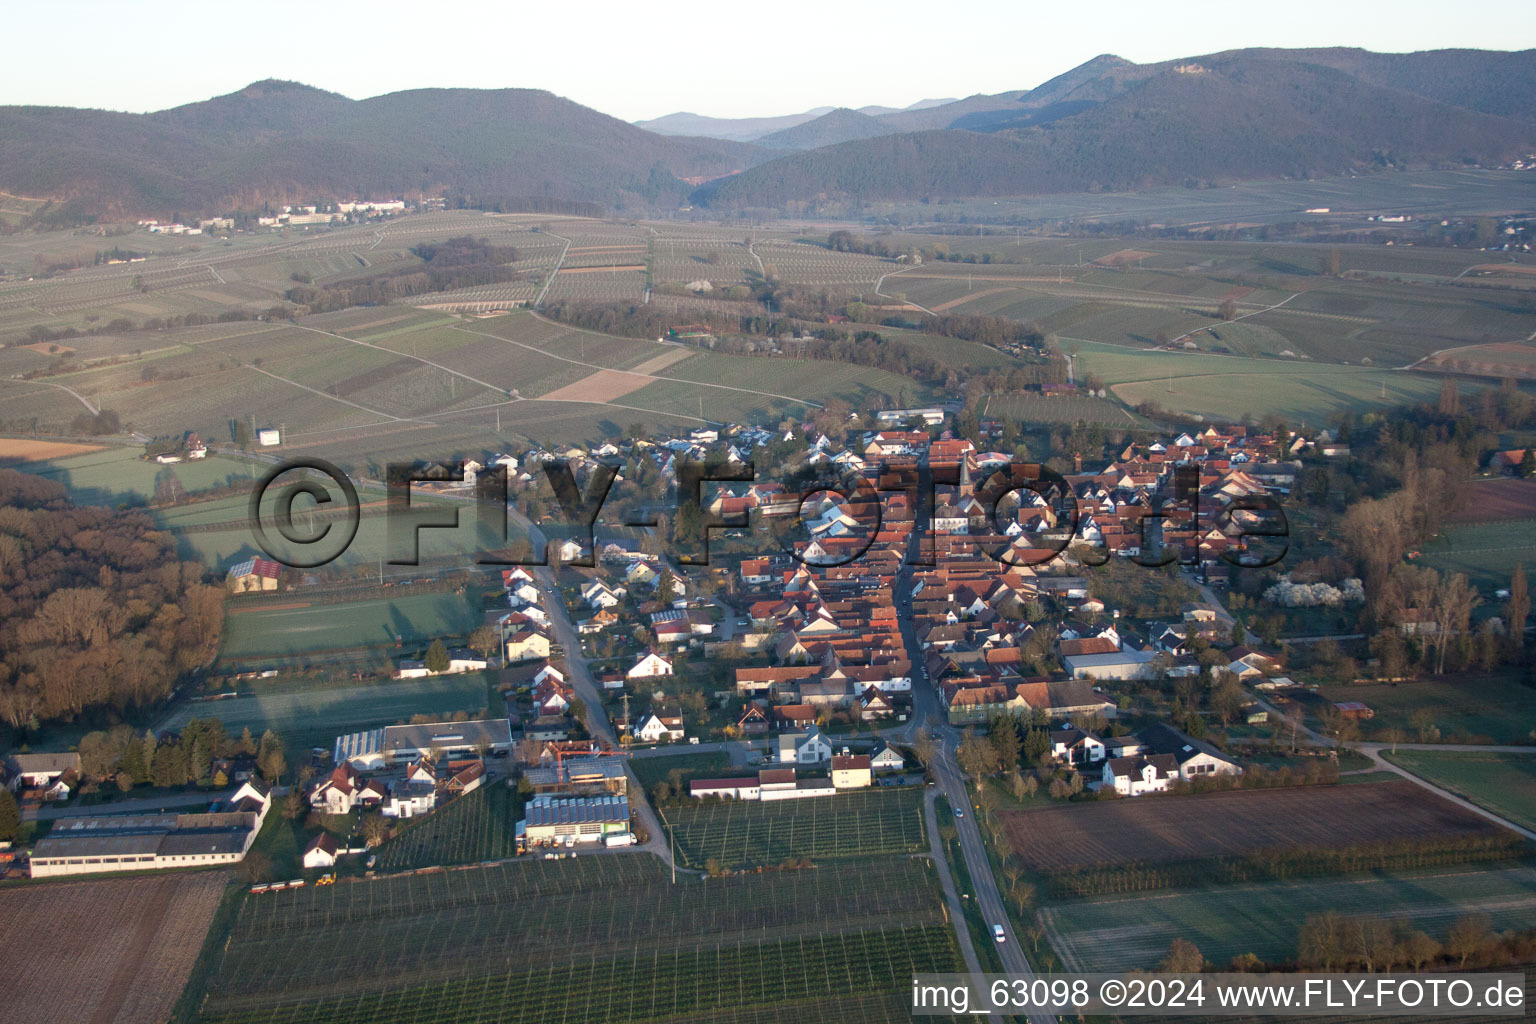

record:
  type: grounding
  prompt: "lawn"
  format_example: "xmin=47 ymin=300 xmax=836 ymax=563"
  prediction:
xmin=1041 ymin=861 xmax=1536 ymax=972
xmin=1417 ymin=519 xmax=1536 ymax=593
xmin=159 ymin=674 xmax=493 ymax=754
xmin=164 ymin=491 xmax=516 ymax=571
xmin=660 ymin=788 xmax=927 ymax=868
xmin=1316 ymin=673 xmax=1536 ymax=745
xmin=18 ymin=446 xmax=259 ymax=505
xmin=192 ymin=855 xmax=958 ymax=1024
xmin=1089 ymin=343 xmax=1451 ymax=425
xmin=630 ymin=750 xmax=732 ymax=793
xmin=1388 ymin=749 xmax=1536 ymax=833
xmin=218 ymin=590 xmax=485 ymax=662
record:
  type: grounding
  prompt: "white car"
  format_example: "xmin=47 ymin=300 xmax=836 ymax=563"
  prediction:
xmin=953 ymin=808 xmax=962 ymax=818
xmin=993 ymin=925 xmax=1006 ymax=943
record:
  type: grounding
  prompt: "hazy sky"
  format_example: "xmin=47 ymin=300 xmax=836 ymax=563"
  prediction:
xmin=6 ymin=0 xmax=1532 ymax=122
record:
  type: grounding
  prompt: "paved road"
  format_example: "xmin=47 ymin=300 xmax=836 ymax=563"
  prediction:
xmin=922 ymin=788 xmax=997 ymax=1021
xmin=893 ymin=535 xmax=1058 ymax=1024
xmin=23 ymin=788 xmax=234 ymax=821
xmin=511 ymin=509 xmax=679 ymax=869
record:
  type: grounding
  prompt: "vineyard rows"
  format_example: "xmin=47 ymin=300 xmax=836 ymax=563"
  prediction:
xmin=663 ymin=789 xmax=927 ymax=868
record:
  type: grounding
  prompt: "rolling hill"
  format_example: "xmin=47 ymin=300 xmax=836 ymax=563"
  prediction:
xmin=755 ymin=108 xmax=902 ymax=149
xmin=0 ymin=81 xmax=767 ymax=218
xmin=698 ymin=51 xmax=1536 ymax=207
xmin=4 ymin=48 xmax=1535 ymax=219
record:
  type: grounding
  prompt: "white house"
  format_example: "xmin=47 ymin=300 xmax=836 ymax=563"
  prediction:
xmin=1102 ymin=753 xmax=1179 ymax=796
xmin=626 ymin=652 xmax=674 ymax=681
xmin=631 ymin=712 xmax=683 ymax=744
xmin=582 ymin=581 xmax=621 ymax=610
xmin=302 ymin=833 xmax=340 ymax=869
xmin=869 ymin=743 xmax=906 ymax=772
xmin=1050 ymin=728 xmax=1107 ymax=766
xmin=777 ymin=725 xmax=834 ymax=764
xmin=309 ymin=764 xmax=386 ymax=815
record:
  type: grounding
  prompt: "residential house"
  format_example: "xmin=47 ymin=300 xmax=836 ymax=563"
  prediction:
xmin=777 ymin=725 xmax=833 ymax=764
xmin=302 ymin=833 xmax=340 ymax=869
xmin=627 ymin=651 xmax=674 ymax=681
xmin=869 ymin=743 xmax=906 ymax=772
xmin=1102 ymin=753 xmax=1180 ymax=796
xmin=505 ymin=628 xmax=551 ymax=663
xmin=1050 ymin=728 xmax=1107 ymax=766
xmin=830 ymin=753 xmax=872 ymax=789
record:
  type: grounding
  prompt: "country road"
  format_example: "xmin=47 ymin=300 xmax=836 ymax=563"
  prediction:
xmin=510 ymin=507 xmax=679 ymax=871
xmin=894 ymin=523 xmax=1060 ymax=1024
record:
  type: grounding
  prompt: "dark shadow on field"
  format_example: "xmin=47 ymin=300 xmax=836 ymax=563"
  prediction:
xmin=5 ymin=457 xmax=146 ymax=508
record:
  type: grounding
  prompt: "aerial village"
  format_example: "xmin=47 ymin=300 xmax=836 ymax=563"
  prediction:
xmin=6 ymin=410 xmax=1341 ymax=879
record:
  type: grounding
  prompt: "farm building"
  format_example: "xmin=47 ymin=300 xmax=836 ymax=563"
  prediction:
xmin=689 ymin=777 xmax=761 ymax=800
xmin=4 ymin=752 xmax=80 ymax=794
xmin=1137 ymin=723 xmax=1243 ymax=780
xmin=29 ymin=782 xmax=270 ymax=877
xmin=257 ymin=429 xmax=281 ymax=447
xmin=516 ymin=794 xmax=630 ymax=850
xmin=1334 ymin=701 xmax=1375 ymax=720
xmin=226 ymin=557 xmax=282 ymax=594
xmin=523 ymin=756 xmax=628 ymax=796
xmin=396 ymin=649 xmax=489 ymax=678
xmin=1063 ymin=647 xmax=1157 ymax=681
xmin=381 ymin=719 xmax=512 ymax=763
xmin=333 ymin=729 xmax=388 ymax=770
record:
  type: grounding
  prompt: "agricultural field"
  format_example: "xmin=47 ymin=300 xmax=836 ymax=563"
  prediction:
xmin=1418 ymin=519 xmax=1536 ymax=593
xmin=159 ymin=490 xmax=515 ymax=571
xmin=218 ymin=590 xmax=486 ymax=662
xmin=19 ymin=445 xmax=258 ymax=505
xmin=1388 ymin=750 xmax=1536 ymax=833
xmin=1418 ymin=339 xmax=1536 ymax=379
xmin=192 ymin=854 xmax=960 ymax=1024
xmin=0 ymin=871 xmax=227 ymax=1024
xmin=661 ymin=788 xmax=927 ymax=868
xmin=1004 ymin=781 xmax=1508 ymax=873
xmin=1039 ymin=861 xmax=1536 ymax=972
xmin=372 ymin=782 xmax=524 ymax=871
xmin=982 ymin=391 xmax=1143 ymax=426
xmin=1447 ymin=477 xmax=1536 ymax=523
xmin=1315 ymin=673 xmax=1536 ymax=745
xmin=158 ymin=673 xmax=493 ymax=753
